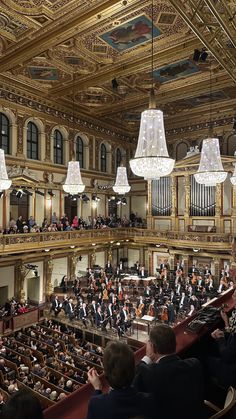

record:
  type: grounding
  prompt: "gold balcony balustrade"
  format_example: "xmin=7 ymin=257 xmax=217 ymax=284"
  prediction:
xmin=0 ymin=228 xmax=232 ymax=255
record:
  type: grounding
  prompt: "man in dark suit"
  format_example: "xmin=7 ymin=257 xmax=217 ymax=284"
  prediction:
xmin=51 ymin=295 xmax=61 ymax=317
xmin=86 ymin=341 xmax=155 ymax=419
xmin=65 ymin=298 xmax=74 ymax=320
xmin=134 ymin=325 xmax=206 ymax=419
xmin=207 ymin=327 xmax=236 ymax=388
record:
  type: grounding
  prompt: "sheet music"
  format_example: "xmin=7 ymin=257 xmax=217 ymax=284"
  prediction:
xmin=141 ymin=315 xmax=155 ymax=321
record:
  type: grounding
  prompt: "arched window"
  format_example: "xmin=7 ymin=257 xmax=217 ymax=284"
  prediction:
xmin=76 ymin=136 xmax=84 ymax=168
xmin=116 ymin=148 xmax=122 ymax=170
xmin=27 ymin=122 xmax=38 ymax=160
xmin=0 ymin=113 xmax=10 ymax=154
xmin=101 ymin=143 xmax=107 ymax=172
xmin=54 ymin=129 xmax=63 ymax=164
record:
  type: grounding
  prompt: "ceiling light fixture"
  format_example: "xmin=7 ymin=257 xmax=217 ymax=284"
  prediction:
xmin=63 ymin=73 xmax=85 ymax=195
xmin=129 ymin=1 xmax=174 ymax=180
xmin=113 ymin=166 xmax=130 ymax=195
xmin=194 ymin=57 xmax=227 ymax=187
xmin=0 ymin=149 xmax=12 ymax=192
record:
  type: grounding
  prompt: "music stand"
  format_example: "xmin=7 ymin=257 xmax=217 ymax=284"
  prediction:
xmin=141 ymin=315 xmax=155 ymax=335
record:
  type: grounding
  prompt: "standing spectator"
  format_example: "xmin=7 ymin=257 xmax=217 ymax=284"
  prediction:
xmin=134 ymin=325 xmax=205 ymax=419
xmin=51 ymin=211 xmax=58 ymax=225
xmin=16 ymin=216 xmax=24 ymax=233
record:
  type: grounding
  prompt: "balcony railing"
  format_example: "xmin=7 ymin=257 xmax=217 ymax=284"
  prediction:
xmin=0 ymin=228 xmax=232 ymax=254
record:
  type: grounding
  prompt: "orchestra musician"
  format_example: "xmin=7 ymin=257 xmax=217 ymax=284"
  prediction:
xmin=51 ymin=295 xmax=61 ymax=317
xmin=79 ymin=302 xmax=88 ymax=328
xmin=95 ymin=306 xmax=107 ymax=331
xmin=106 ymin=303 xmax=114 ymax=329
xmin=65 ymin=298 xmax=75 ymax=320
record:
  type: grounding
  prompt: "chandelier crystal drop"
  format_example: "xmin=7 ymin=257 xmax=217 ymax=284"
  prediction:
xmin=130 ymin=108 xmax=175 ymax=180
xmin=230 ymin=164 xmax=236 ymax=186
xmin=194 ymin=138 xmax=227 ymax=187
xmin=113 ymin=166 xmax=131 ymax=194
xmin=63 ymin=161 xmax=85 ymax=194
xmin=0 ymin=149 xmax=12 ymax=191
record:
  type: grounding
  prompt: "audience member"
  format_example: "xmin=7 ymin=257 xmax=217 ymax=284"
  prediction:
xmin=206 ymin=287 xmax=236 ymax=388
xmin=1 ymin=389 xmax=43 ymax=419
xmin=133 ymin=325 xmax=206 ymax=419
xmin=87 ymin=341 xmax=155 ymax=419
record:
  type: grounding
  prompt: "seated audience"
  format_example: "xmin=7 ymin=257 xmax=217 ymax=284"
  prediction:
xmin=1 ymin=389 xmax=43 ymax=419
xmin=133 ymin=325 xmax=206 ymax=419
xmin=87 ymin=341 xmax=155 ymax=419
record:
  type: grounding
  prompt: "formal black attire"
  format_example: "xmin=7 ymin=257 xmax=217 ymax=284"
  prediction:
xmin=86 ymin=387 xmax=155 ymax=419
xmin=51 ymin=298 xmax=61 ymax=317
xmin=207 ymin=333 xmax=236 ymax=388
xmin=134 ymin=354 xmax=206 ymax=419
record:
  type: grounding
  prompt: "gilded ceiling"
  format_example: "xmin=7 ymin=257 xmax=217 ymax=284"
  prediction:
xmin=0 ymin=0 xmax=235 ymax=137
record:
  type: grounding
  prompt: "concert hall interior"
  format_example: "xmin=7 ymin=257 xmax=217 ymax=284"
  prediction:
xmin=0 ymin=0 xmax=236 ymax=418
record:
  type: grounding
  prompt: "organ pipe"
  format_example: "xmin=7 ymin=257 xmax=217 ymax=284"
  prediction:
xmin=190 ymin=175 xmax=215 ymax=216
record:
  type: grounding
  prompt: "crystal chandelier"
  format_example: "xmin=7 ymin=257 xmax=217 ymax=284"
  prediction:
xmin=195 ymin=58 xmax=227 ymax=187
xmin=113 ymin=166 xmax=131 ymax=194
xmin=194 ymin=138 xmax=227 ymax=186
xmin=63 ymin=161 xmax=85 ymax=194
xmin=230 ymin=164 xmax=236 ymax=186
xmin=129 ymin=1 xmax=174 ymax=180
xmin=0 ymin=149 xmax=12 ymax=191
xmin=130 ymin=105 xmax=175 ymax=180
xmin=63 ymin=73 xmax=85 ymax=195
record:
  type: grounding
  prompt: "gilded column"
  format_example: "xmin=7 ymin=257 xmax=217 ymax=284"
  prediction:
xmin=215 ymin=183 xmax=222 ymax=232
xmin=182 ymin=254 xmax=189 ymax=277
xmin=171 ymin=176 xmax=177 ymax=230
xmin=213 ymin=258 xmax=220 ymax=285
xmin=231 ymin=185 xmax=236 ymax=234
xmin=148 ymin=250 xmax=153 ymax=276
xmin=91 ymin=250 xmax=96 ymax=267
xmin=184 ymin=174 xmax=190 ymax=230
xmin=108 ymin=247 xmax=113 ymax=265
xmin=45 ymin=124 xmax=52 ymax=162
xmin=45 ymin=256 xmax=54 ymax=300
xmin=68 ymin=252 xmax=78 ymax=280
xmin=16 ymin=116 xmax=24 ymax=157
xmin=15 ymin=262 xmax=27 ymax=301
xmin=168 ymin=252 xmax=175 ymax=271
xmin=146 ymin=180 xmax=152 ymax=229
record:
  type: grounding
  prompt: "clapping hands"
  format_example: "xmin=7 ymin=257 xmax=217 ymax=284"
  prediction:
xmin=88 ymin=367 xmax=102 ymax=391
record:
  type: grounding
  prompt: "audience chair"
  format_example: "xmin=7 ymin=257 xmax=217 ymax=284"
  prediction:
xmin=205 ymin=386 xmax=236 ymax=418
